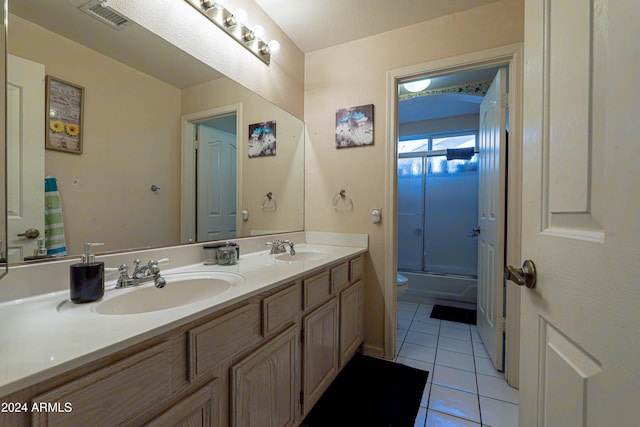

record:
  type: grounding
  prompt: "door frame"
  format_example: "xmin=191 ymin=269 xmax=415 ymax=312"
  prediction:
xmin=180 ymin=104 xmax=243 ymax=243
xmin=385 ymin=43 xmax=524 ymax=386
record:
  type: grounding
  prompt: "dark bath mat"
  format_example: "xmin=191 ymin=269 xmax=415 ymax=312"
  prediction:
xmin=302 ymin=353 xmax=429 ymax=427
xmin=430 ymin=304 xmax=477 ymax=325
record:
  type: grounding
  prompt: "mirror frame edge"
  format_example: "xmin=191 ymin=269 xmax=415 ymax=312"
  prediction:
xmin=1 ymin=0 xmax=8 ymax=279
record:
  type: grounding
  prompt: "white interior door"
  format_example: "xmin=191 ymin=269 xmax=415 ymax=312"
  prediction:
xmin=519 ymin=0 xmax=640 ymax=425
xmin=477 ymin=68 xmax=507 ymax=371
xmin=7 ymin=55 xmax=45 ymax=263
xmin=196 ymin=124 xmax=237 ymax=241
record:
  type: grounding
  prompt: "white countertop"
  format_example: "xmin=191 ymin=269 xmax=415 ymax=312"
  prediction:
xmin=0 ymin=243 xmax=366 ymax=397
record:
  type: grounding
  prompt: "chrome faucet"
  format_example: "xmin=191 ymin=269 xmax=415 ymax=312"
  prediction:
xmin=269 ymin=240 xmax=296 ymax=256
xmin=116 ymin=258 xmax=168 ymax=289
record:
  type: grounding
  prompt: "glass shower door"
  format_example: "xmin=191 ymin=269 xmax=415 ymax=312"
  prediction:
xmin=397 ymin=153 xmax=479 ymax=277
xmin=423 ymin=155 xmax=478 ymax=277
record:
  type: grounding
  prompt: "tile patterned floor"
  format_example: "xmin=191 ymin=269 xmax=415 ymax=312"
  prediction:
xmin=395 ymin=302 xmax=519 ymax=427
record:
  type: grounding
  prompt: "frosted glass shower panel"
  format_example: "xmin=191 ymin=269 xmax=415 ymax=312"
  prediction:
xmin=424 ymin=155 xmax=479 ymax=276
xmin=397 ymin=158 xmax=424 ymax=271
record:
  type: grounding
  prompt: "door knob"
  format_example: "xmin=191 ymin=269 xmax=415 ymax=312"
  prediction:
xmin=504 ymin=259 xmax=537 ymax=288
xmin=17 ymin=228 xmax=40 ymax=239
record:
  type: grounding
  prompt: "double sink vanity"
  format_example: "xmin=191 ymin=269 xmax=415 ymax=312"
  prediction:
xmin=0 ymin=232 xmax=367 ymax=426
xmin=0 ymin=1 xmax=364 ymax=425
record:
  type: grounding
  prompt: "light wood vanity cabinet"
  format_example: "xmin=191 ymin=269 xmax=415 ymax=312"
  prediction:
xmin=300 ymin=255 xmax=365 ymax=416
xmin=2 ymin=253 xmax=365 ymax=427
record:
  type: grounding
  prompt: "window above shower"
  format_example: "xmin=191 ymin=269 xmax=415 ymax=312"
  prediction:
xmin=398 ymin=132 xmax=477 ymax=155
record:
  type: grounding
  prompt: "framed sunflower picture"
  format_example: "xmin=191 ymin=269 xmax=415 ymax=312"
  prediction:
xmin=45 ymin=76 xmax=84 ymax=154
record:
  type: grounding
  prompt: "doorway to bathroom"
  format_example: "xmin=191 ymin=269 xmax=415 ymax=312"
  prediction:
xmin=397 ymin=66 xmax=508 ymax=361
xmin=396 ymin=66 xmax=509 ymax=370
xmin=386 ymin=45 xmax=524 ymax=386
xmin=396 ymin=67 xmax=500 ymax=304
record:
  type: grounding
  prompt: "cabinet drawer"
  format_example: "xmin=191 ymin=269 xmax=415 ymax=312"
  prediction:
xmin=32 ymin=341 xmax=172 ymax=427
xmin=303 ymin=271 xmax=331 ymax=310
xmin=349 ymin=255 xmax=364 ymax=283
xmin=262 ymin=283 xmax=302 ymax=336
xmin=331 ymin=262 xmax=350 ymax=294
xmin=188 ymin=304 xmax=262 ymax=382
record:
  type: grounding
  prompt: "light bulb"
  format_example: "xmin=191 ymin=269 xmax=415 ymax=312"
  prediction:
xmin=214 ymin=0 xmax=227 ymax=8
xmin=233 ymin=9 xmax=248 ymax=25
xmin=252 ymin=25 xmax=265 ymax=39
xmin=267 ymin=40 xmax=280 ymax=54
xmin=404 ymin=79 xmax=431 ymax=92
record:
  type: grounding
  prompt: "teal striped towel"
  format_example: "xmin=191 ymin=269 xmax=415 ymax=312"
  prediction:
xmin=44 ymin=176 xmax=67 ymax=257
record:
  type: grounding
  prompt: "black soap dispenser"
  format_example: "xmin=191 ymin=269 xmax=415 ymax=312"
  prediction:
xmin=70 ymin=242 xmax=105 ymax=303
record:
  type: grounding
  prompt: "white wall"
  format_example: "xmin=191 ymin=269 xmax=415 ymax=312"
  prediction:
xmin=304 ymin=0 xmax=524 ymax=355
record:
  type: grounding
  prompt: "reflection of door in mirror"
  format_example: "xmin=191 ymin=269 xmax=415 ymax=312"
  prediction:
xmin=196 ymin=116 xmax=237 ymax=241
xmin=7 ymin=54 xmax=45 ymax=263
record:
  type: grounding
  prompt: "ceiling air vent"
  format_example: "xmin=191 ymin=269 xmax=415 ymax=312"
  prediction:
xmin=79 ymin=0 xmax=129 ymax=30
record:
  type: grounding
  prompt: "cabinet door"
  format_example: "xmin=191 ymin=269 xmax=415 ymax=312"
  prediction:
xmin=146 ymin=380 xmax=219 ymax=427
xmin=231 ymin=325 xmax=300 ymax=427
xmin=339 ymin=280 xmax=364 ymax=367
xmin=302 ymin=297 xmax=339 ymax=415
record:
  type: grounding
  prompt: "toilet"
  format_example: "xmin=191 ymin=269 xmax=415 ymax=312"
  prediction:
xmin=397 ymin=273 xmax=409 ymax=296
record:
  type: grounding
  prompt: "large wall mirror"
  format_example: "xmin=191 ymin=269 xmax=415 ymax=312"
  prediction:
xmin=4 ymin=0 xmax=304 ymax=265
xmin=0 ymin=2 xmax=7 ymax=277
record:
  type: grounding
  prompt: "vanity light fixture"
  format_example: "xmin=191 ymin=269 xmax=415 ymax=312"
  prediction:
xmin=185 ymin=0 xmax=280 ymax=65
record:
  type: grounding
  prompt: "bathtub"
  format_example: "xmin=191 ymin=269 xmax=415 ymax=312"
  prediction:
xmin=397 ymin=271 xmax=477 ymax=305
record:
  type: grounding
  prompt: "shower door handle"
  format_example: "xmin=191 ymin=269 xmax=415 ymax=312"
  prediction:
xmin=504 ymin=260 xmax=537 ymax=289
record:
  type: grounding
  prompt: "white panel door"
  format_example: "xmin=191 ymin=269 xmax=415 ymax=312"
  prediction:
xmin=519 ymin=0 xmax=640 ymax=425
xmin=477 ymin=68 xmax=507 ymax=371
xmin=7 ymin=55 xmax=45 ymax=263
xmin=197 ymin=125 xmax=237 ymax=241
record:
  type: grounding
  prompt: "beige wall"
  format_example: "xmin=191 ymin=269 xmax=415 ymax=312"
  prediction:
xmin=9 ymin=15 xmax=182 ymax=255
xmin=108 ymin=0 xmax=305 ymax=118
xmin=182 ymin=79 xmax=304 ymax=236
xmin=304 ymin=0 xmax=524 ymax=354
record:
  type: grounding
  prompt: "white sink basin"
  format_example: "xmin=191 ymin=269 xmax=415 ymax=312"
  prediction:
xmin=94 ymin=272 xmax=244 ymax=315
xmin=275 ymin=250 xmax=329 ymax=262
